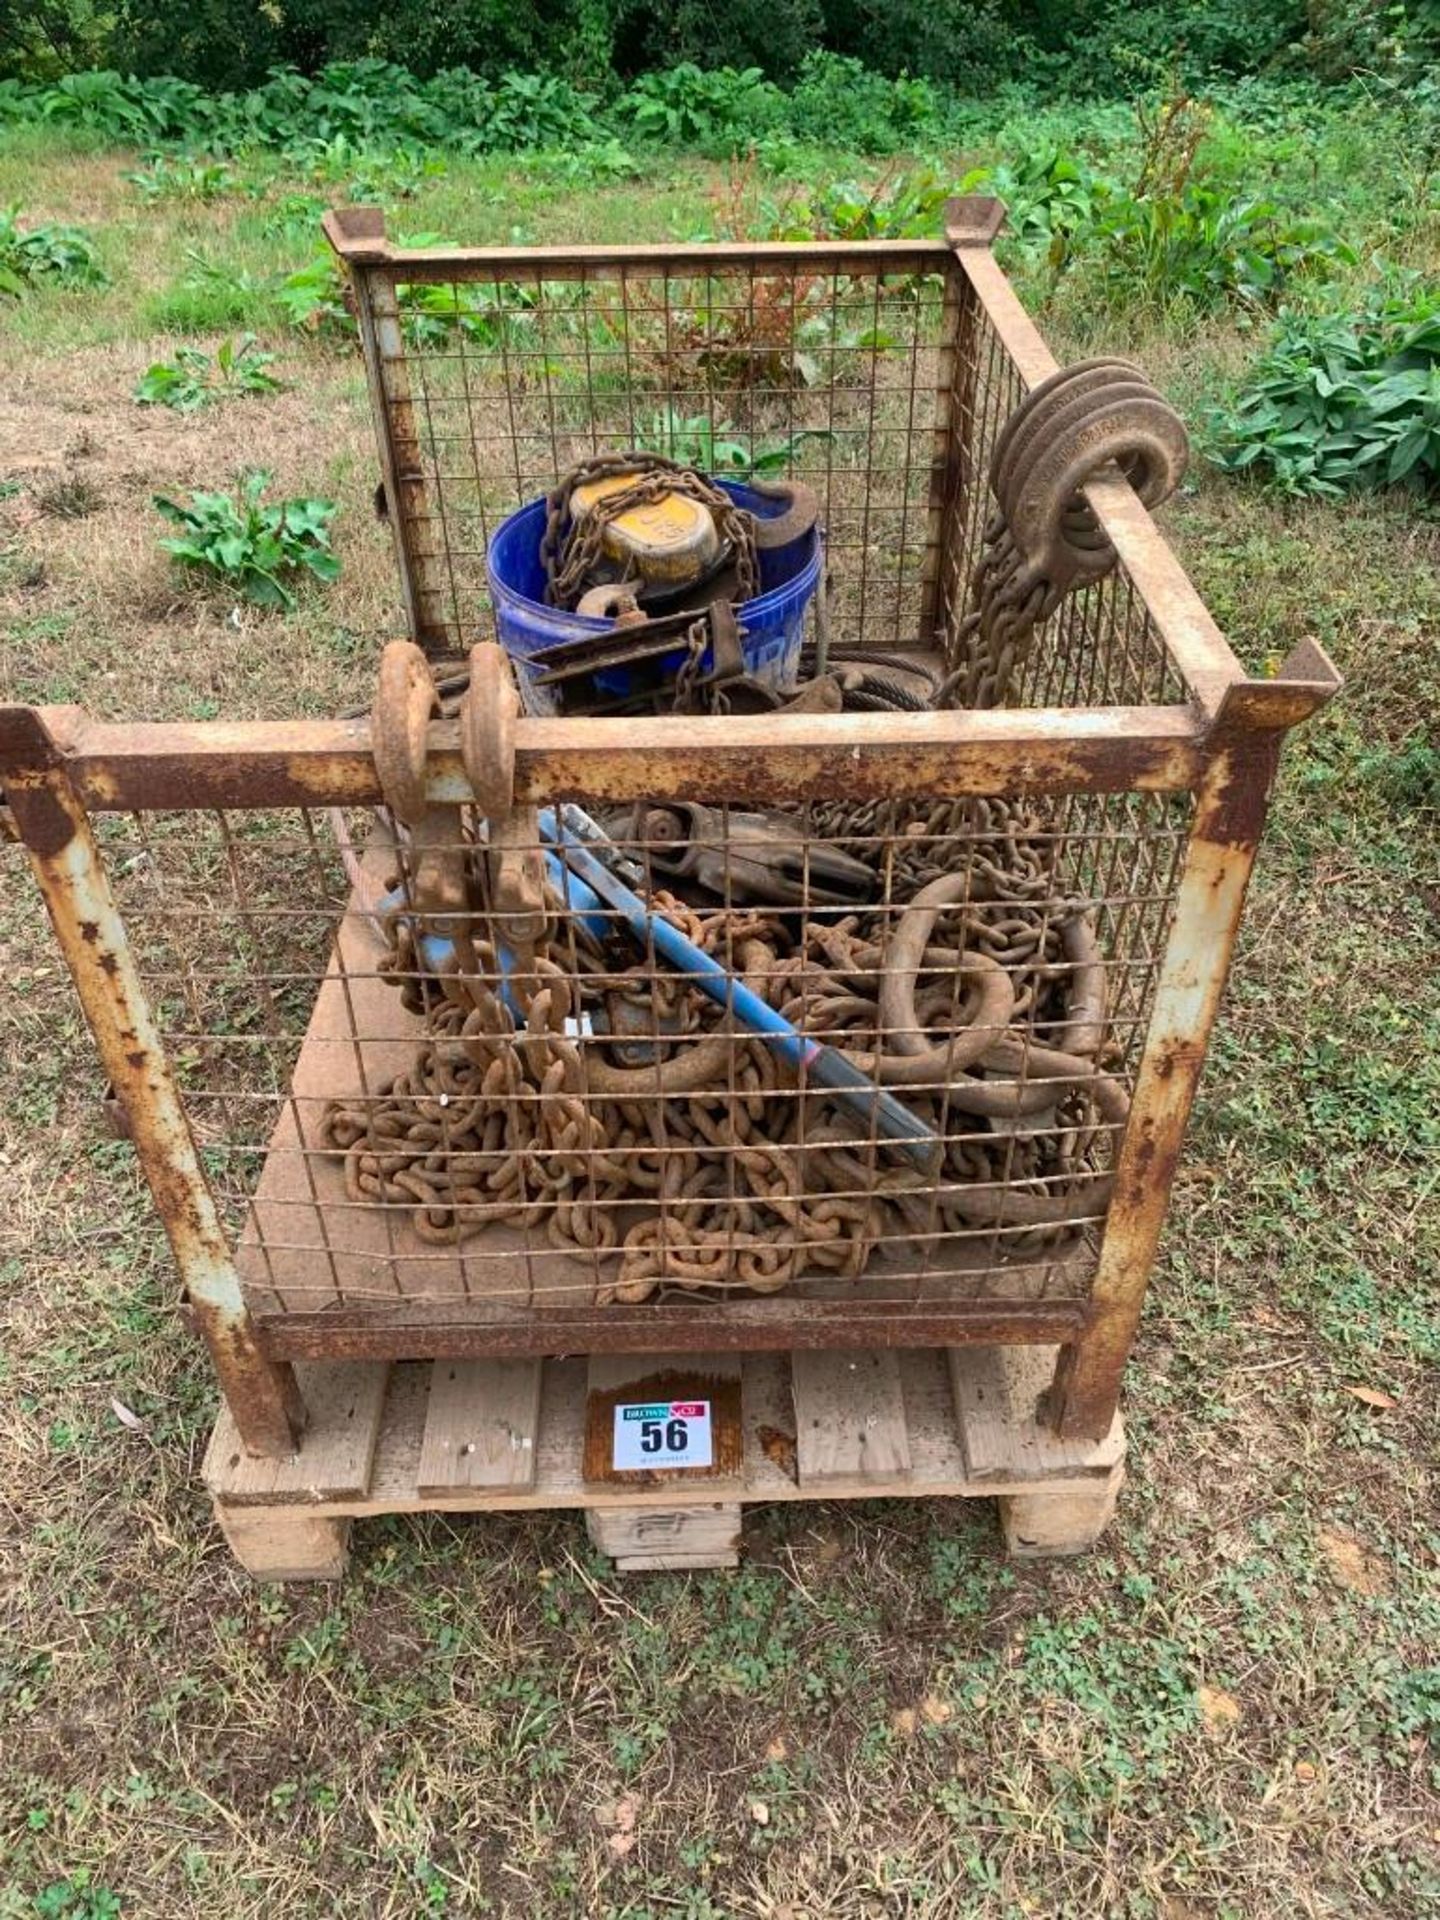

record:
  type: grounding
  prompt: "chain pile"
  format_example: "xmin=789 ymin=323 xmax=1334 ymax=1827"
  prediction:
xmin=806 ymin=793 xmax=1056 ymax=901
xmin=318 ymin=806 xmax=1128 ymax=1304
xmin=539 ymin=450 xmax=759 ymax=611
xmin=319 ymin=364 xmax=1184 ymax=1305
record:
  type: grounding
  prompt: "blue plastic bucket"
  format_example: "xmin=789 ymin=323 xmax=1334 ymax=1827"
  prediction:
xmin=486 ymin=478 xmax=823 ymax=715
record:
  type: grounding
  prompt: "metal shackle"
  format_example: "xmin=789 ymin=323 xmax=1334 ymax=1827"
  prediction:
xmin=371 ymin=639 xmax=438 ymax=826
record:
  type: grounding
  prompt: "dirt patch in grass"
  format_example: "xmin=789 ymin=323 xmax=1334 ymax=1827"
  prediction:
xmin=0 ymin=337 xmax=400 ymax=716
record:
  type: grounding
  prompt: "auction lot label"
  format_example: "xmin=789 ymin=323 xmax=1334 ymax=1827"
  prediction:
xmin=612 ymin=1399 xmax=713 ymax=1471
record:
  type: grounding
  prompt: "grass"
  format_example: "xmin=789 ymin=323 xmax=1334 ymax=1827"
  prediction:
xmin=1 ymin=103 xmax=1438 ymax=1919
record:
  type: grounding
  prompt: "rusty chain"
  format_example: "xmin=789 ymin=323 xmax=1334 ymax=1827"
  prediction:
xmin=320 ymin=850 xmax=1129 ymax=1299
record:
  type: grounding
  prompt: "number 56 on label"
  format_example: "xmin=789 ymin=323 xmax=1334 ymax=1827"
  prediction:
xmin=612 ymin=1399 xmax=714 ymax=1471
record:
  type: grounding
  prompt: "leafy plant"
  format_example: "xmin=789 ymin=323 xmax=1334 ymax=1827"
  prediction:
xmin=134 ymin=335 xmax=282 ymax=412
xmin=787 ymin=50 xmax=942 ymax=154
xmin=0 ymin=206 xmax=106 ymax=295
xmin=146 ymin=251 xmax=274 ymax=331
xmin=1099 ymin=185 xmax=1355 ymax=311
xmin=619 ymin=65 xmax=784 ymax=155
xmin=767 ymin=166 xmax=957 ymax=243
xmin=1206 ymin=285 xmax=1440 ymax=495
xmin=517 ymin=140 xmax=644 ymax=185
xmin=962 ymin=149 xmax=1113 ymax=271
xmin=637 ymin=408 xmax=832 ymax=473
xmin=481 ymin=70 xmax=604 ymax=151
xmin=282 ymin=133 xmax=445 ymax=200
xmin=154 ymin=471 xmax=339 ymax=608
xmin=964 ymin=134 xmax=1352 ymax=309
xmin=123 ymin=152 xmax=239 ymax=202
xmin=274 ymin=241 xmax=534 ymax=347
xmin=33 ymin=1871 xmax=121 ymax=1920
xmin=35 ymin=69 xmax=155 ymax=138
xmin=260 ymin=191 xmax=329 ymax=242
xmin=273 ymin=255 xmax=350 ymax=335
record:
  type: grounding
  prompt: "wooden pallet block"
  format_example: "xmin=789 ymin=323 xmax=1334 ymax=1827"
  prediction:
xmin=950 ymin=1346 xmax=1124 ymax=1557
xmin=205 ymin=1345 xmax=1125 ymax=1580
xmin=585 ymin=1505 xmax=742 ymax=1571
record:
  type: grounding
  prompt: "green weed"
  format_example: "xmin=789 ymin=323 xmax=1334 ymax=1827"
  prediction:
xmin=1100 ymin=185 xmax=1356 ymax=313
xmin=272 ymin=254 xmax=349 ymax=336
xmin=1206 ymin=283 xmax=1440 ymax=495
xmin=637 ymin=407 xmax=833 ymax=474
xmin=767 ymin=165 xmax=957 ymax=243
xmin=964 ymin=128 xmax=1354 ymax=312
xmin=144 ymin=254 xmax=274 ymax=333
xmin=619 ymin=64 xmax=784 ymax=156
xmin=134 ymin=335 xmax=282 ymax=412
xmin=0 ymin=204 xmax=106 ymax=295
xmin=153 ymin=471 xmax=339 ymax=609
xmin=281 ymin=133 xmax=446 ymax=201
xmin=32 ymin=1872 xmax=122 ymax=1920
xmin=123 ymin=152 xmax=240 ymax=203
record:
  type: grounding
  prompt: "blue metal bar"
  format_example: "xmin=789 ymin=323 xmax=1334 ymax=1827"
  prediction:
xmin=547 ymin=811 xmax=940 ymax=1171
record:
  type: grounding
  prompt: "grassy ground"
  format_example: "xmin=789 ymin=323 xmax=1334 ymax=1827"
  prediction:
xmin=1 ymin=116 xmax=1437 ymax=1920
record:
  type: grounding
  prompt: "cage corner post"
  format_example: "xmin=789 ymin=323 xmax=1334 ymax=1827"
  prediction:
xmin=1045 ymin=642 xmax=1342 ymax=1441
xmin=329 ymin=215 xmax=450 ymax=656
xmin=919 ymin=196 xmax=1010 ymax=653
xmin=0 ymin=703 xmax=307 ymax=1459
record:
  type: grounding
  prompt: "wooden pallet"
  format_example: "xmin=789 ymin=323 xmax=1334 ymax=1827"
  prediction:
xmin=203 ymin=1345 xmax=1125 ymax=1579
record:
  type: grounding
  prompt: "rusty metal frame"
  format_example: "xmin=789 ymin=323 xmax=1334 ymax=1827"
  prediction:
xmin=0 ymin=707 xmax=306 ymax=1459
xmin=1 ymin=641 xmax=1336 ymax=1448
xmin=2 ymin=209 xmax=1340 ymax=1456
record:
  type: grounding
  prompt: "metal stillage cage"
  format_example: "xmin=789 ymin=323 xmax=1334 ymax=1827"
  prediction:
xmin=1 ymin=200 xmax=1338 ymax=1467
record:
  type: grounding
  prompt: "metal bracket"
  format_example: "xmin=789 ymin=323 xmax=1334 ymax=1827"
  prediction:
xmin=461 ymin=643 xmax=548 ymax=949
xmin=944 ymin=195 xmax=1007 ymax=248
xmin=1212 ymin=636 xmax=1343 ymax=734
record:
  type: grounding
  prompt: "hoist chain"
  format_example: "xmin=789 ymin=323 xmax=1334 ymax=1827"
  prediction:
xmin=937 ymin=357 xmax=1190 ymax=710
xmin=539 ymin=450 xmax=759 ymax=611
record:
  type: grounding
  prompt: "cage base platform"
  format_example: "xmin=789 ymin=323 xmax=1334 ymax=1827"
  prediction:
xmin=204 ymin=1343 xmax=1124 ymax=1578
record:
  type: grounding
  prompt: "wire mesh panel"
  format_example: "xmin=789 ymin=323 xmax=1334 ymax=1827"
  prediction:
xmin=3 ymin=214 xmax=1338 ymax=1450
xmin=932 ymin=287 xmax=1190 ymax=710
xmin=362 ymin=252 xmax=957 ymax=660
xmin=93 ymin=787 xmax=1190 ymax=1339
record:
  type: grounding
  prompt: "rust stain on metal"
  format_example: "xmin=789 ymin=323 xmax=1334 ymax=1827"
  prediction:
xmin=101 ymin=1083 xmax=132 ymax=1141
xmin=6 ymin=718 xmax=305 ymax=1458
xmin=190 ymin=1297 xmax=307 ymax=1453
xmin=4 ymin=780 xmax=74 ymax=857
xmin=258 ymin=1299 xmax=1090 ymax=1363
xmin=46 ymin=709 xmax=1212 ymax=815
xmin=1045 ymin=735 xmax=1291 ymax=1442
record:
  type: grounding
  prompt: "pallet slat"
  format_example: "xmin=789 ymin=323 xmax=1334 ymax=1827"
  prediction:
xmin=791 ymin=1349 xmax=912 ymax=1487
xmin=203 ymin=1362 xmax=389 ymax=1503
xmin=417 ymin=1359 xmax=542 ymax=1496
xmin=949 ymin=1346 xmax=1123 ymax=1481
